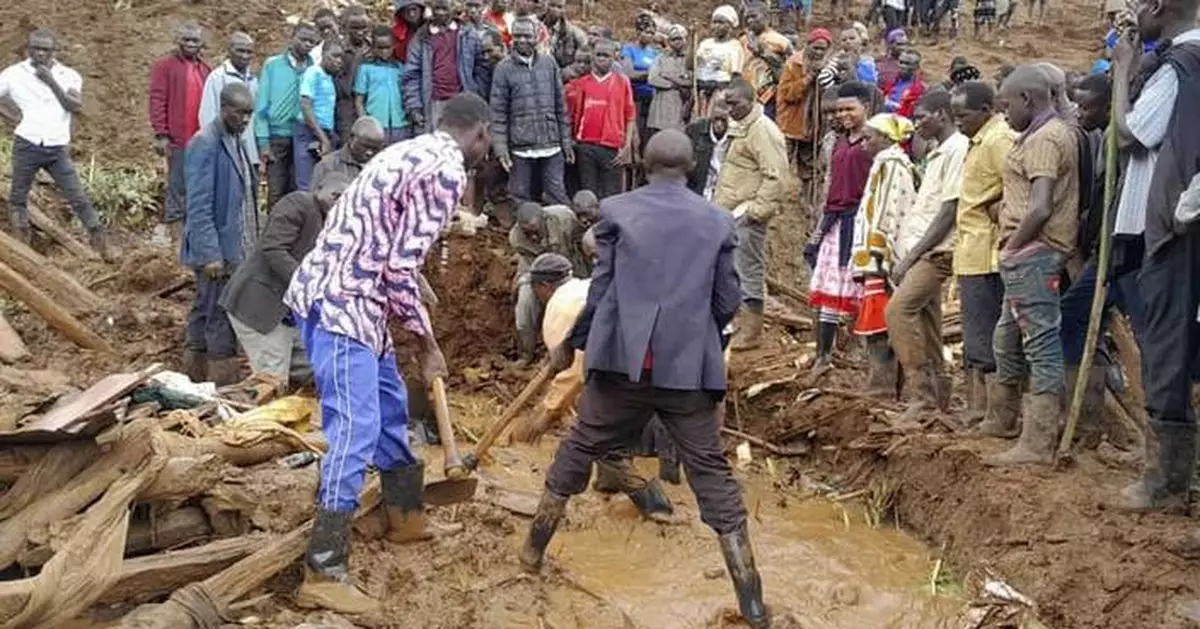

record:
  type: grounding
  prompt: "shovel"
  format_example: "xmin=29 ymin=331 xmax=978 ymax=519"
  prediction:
xmin=463 ymin=359 xmax=555 ymax=471
xmin=423 ymin=376 xmax=479 ymax=506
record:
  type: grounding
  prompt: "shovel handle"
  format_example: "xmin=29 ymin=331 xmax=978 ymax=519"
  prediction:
xmin=430 ymin=376 xmax=467 ymax=479
xmin=465 ymin=360 xmax=555 ymax=470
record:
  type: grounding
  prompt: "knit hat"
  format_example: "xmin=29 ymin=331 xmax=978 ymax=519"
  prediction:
xmin=865 ymin=113 xmax=915 ymax=143
xmin=885 ymin=28 xmax=908 ymax=45
xmin=712 ymin=5 xmax=739 ymax=27
xmin=807 ymin=28 xmax=833 ymax=45
xmin=529 ymin=253 xmax=574 ymax=284
xmin=667 ymin=23 xmax=688 ymax=39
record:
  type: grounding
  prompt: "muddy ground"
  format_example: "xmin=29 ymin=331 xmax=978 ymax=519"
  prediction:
xmin=2 ymin=0 xmax=1179 ymax=627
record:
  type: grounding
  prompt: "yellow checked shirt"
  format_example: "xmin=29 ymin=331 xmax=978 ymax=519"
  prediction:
xmin=953 ymin=115 xmax=1015 ymax=276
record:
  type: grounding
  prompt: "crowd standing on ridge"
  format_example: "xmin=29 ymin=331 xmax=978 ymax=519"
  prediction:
xmin=1 ymin=0 xmax=1199 ymax=625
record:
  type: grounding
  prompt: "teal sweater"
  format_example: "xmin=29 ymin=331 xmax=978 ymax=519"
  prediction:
xmin=254 ymin=51 xmax=313 ymax=148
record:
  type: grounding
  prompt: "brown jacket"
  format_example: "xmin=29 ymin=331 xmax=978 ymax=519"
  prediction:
xmin=775 ymin=51 xmax=817 ymax=141
xmin=713 ymin=104 xmax=789 ymax=222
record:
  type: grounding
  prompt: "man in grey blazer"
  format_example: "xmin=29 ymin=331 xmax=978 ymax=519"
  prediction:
xmin=517 ymin=130 xmax=769 ymax=629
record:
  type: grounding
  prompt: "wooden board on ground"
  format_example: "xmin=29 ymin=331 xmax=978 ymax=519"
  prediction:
xmin=481 ymin=485 xmax=539 ymax=517
xmin=98 ymin=535 xmax=264 ymax=605
xmin=0 ymin=364 xmax=161 ymax=443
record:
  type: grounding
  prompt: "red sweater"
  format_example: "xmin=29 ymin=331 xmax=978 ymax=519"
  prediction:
xmin=148 ymin=54 xmax=211 ymax=148
xmin=566 ymin=72 xmax=635 ymax=150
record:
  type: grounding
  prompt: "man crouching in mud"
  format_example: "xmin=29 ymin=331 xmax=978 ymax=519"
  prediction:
xmin=282 ymin=93 xmax=492 ymax=615
xmin=518 ymin=130 xmax=770 ymax=629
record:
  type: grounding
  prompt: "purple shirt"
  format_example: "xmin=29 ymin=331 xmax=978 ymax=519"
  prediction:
xmin=284 ymin=131 xmax=467 ymax=355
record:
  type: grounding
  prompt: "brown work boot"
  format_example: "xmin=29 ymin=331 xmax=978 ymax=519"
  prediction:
xmin=962 ymin=369 xmax=988 ymax=425
xmin=206 ymin=356 xmax=241 ymax=386
xmin=731 ymin=310 xmax=764 ymax=351
xmin=88 ymin=227 xmax=115 ymax=263
xmin=1114 ymin=419 xmax=1196 ymax=513
xmin=381 ymin=462 xmax=462 ymax=544
xmin=973 ymin=380 xmax=1022 ymax=438
xmin=181 ymin=348 xmax=208 ymax=383
xmin=984 ymin=392 xmax=1062 ymax=467
xmin=519 ymin=492 xmax=568 ymax=572
xmin=295 ymin=508 xmax=379 ymax=614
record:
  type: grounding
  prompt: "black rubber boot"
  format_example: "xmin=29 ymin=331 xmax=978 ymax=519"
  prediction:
xmin=380 ymin=463 xmax=430 ymax=544
xmin=1116 ymin=418 xmax=1197 ymax=513
xmin=296 ymin=508 xmax=378 ymax=614
xmin=626 ymin=478 xmax=675 ymax=521
xmin=815 ymin=321 xmax=837 ymax=364
xmin=658 ymin=457 xmax=682 ymax=484
xmin=519 ymin=492 xmax=568 ymax=572
xmin=719 ymin=525 xmax=770 ymax=629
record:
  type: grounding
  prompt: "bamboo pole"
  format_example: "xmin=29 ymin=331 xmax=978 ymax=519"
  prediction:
xmin=1058 ymin=93 xmax=1119 ymax=458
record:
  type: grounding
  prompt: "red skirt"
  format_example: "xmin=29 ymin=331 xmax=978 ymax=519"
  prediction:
xmin=853 ymin=277 xmax=889 ymax=336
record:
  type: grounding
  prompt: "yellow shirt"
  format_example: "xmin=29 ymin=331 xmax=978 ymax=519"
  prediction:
xmin=954 ymin=115 xmax=1015 ymax=276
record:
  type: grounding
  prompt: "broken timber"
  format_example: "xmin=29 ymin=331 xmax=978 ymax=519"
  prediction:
xmin=0 ymin=260 xmax=114 ymax=355
xmin=27 ymin=203 xmax=99 ymax=262
xmin=0 ymin=313 xmax=28 ymax=363
xmin=0 ymin=228 xmax=102 ymax=314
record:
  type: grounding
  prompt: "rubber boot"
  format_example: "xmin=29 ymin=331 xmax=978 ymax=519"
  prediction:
xmin=963 ymin=369 xmax=988 ymax=425
xmin=381 ymin=462 xmax=433 ymax=543
xmin=731 ymin=309 xmax=764 ymax=351
xmin=658 ymin=456 xmax=682 ymax=485
xmin=88 ymin=227 xmax=115 ymax=263
xmin=12 ymin=224 xmax=32 ymax=245
xmin=1067 ymin=365 xmax=1108 ymax=449
xmin=207 ymin=356 xmax=241 ymax=386
xmin=516 ymin=328 xmax=537 ymax=366
xmin=973 ymin=380 xmax=1021 ymax=438
xmin=296 ymin=508 xmax=379 ymax=614
xmin=519 ymin=492 xmax=568 ymax=572
xmin=626 ymin=478 xmax=676 ymax=522
xmin=181 ymin=347 xmax=207 ymax=383
xmin=984 ymin=392 xmax=1062 ymax=466
xmin=812 ymin=321 xmax=837 ymax=371
xmin=864 ymin=335 xmax=898 ymax=399
xmin=592 ymin=459 xmax=625 ymax=494
xmin=719 ymin=525 xmax=770 ymax=629
xmin=1115 ymin=419 xmax=1197 ymax=513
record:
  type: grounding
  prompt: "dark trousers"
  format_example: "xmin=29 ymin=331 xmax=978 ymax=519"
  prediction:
xmin=293 ymin=123 xmax=336 ymax=191
xmin=164 ymin=145 xmax=188 ymax=224
xmin=959 ymin=272 xmax=1003 ymax=373
xmin=576 ymin=143 xmax=622 ymax=200
xmin=508 ymin=151 xmax=570 ymax=205
xmin=186 ymin=270 xmax=237 ymax=359
xmin=1139 ymin=230 xmax=1200 ymax=424
xmin=9 ymin=136 xmax=99 ymax=231
xmin=883 ymin=6 xmax=904 ymax=31
xmin=544 ymin=371 xmax=747 ymax=535
xmin=265 ymin=136 xmax=296 ymax=210
xmin=384 ymin=127 xmax=413 ymax=145
xmin=1059 ymin=239 xmax=1145 ymax=366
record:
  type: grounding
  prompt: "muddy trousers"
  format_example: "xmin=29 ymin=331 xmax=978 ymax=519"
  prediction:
xmin=185 ymin=270 xmax=237 ymax=359
xmin=958 ymin=272 xmax=1003 ymax=373
xmin=297 ymin=312 xmax=419 ymax=513
xmin=1139 ymin=231 xmax=1200 ymax=428
xmin=544 ymin=371 xmax=747 ymax=535
xmin=994 ymin=249 xmax=1065 ymax=395
xmin=885 ymin=253 xmax=950 ymax=377
xmin=9 ymin=136 xmax=101 ymax=231
xmin=734 ymin=216 xmax=768 ymax=306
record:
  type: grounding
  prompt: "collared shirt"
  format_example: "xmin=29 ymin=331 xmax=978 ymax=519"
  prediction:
xmin=696 ymin=38 xmax=745 ymax=84
xmin=954 ymin=115 xmax=1015 ymax=276
xmin=299 ymin=65 xmax=337 ymax=130
xmin=254 ymin=50 xmax=314 ymax=145
xmin=354 ymin=59 xmax=407 ymax=130
xmin=0 ymin=59 xmax=82 ymax=146
xmin=1115 ymin=28 xmax=1200 ymax=235
xmin=199 ymin=59 xmax=260 ymax=164
xmin=284 ymin=131 xmax=467 ymax=355
xmin=894 ymin=131 xmax=968 ymax=260
xmin=1000 ymin=115 xmax=1079 ymax=256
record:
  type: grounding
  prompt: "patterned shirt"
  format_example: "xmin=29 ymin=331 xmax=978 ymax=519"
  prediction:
xmin=284 ymin=131 xmax=467 ymax=355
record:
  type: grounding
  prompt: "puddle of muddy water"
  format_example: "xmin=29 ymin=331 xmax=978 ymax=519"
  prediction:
xmin=469 ymin=439 xmax=964 ymax=629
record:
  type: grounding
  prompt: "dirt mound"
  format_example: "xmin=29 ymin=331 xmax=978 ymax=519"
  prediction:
xmin=425 ymin=231 xmax=518 ymax=368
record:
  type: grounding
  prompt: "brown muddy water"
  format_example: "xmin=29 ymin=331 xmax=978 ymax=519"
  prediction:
xmin=476 ymin=438 xmax=964 ymax=629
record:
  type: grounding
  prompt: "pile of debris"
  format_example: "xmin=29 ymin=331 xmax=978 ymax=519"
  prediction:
xmin=0 ymin=364 xmax=347 ymax=629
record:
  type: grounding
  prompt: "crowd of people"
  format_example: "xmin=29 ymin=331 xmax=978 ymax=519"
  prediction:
xmin=1 ymin=0 xmax=1199 ymax=625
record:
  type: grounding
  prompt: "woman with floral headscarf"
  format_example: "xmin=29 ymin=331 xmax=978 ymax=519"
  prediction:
xmin=851 ymin=112 xmax=917 ymax=397
xmin=695 ymin=5 xmax=745 ymax=115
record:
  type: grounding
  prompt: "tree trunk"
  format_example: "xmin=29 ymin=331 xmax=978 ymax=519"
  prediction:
xmin=0 ymin=261 xmax=115 ymax=355
xmin=0 ymin=227 xmax=102 ymax=314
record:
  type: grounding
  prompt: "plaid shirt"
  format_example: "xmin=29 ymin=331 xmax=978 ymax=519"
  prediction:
xmin=285 ymin=131 xmax=466 ymax=355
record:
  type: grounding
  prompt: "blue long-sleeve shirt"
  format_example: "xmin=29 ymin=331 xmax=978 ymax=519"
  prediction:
xmin=254 ymin=50 xmax=313 ymax=148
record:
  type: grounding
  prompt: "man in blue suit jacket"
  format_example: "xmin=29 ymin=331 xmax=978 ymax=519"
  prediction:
xmin=181 ymin=83 xmax=258 ymax=386
xmin=518 ymin=130 xmax=770 ymax=629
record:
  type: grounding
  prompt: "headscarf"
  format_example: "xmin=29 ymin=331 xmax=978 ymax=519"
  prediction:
xmin=712 ymin=5 xmax=739 ymax=27
xmin=807 ymin=28 xmax=833 ymax=45
xmin=950 ymin=64 xmax=982 ymax=84
xmin=865 ymin=113 xmax=914 ymax=143
xmin=852 ymin=21 xmax=869 ymax=42
xmin=885 ymin=28 xmax=908 ymax=46
xmin=529 ymin=253 xmax=573 ymax=284
xmin=667 ymin=23 xmax=688 ymax=39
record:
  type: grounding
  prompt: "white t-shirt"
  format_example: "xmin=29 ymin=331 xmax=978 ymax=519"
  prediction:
xmin=0 ymin=59 xmax=83 ymax=147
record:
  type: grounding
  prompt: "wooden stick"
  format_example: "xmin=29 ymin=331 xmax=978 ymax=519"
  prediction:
xmin=27 ymin=203 xmax=99 ymax=261
xmin=0 ymin=227 xmax=102 ymax=314
xmin=720 ymin=427 xmax=808 ymax=456
xmin=1059 ymin=89 xmax=1118 ymax=459
xmin=0 ymin=260 xmax=115 ymax=355
xmin=465 ymin=360 xmax=554 ymax=469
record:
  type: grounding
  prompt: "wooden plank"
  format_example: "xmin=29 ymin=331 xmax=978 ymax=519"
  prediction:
xmin=0 ymin=227 xmax=101 ymax=314
xmin=27 ymin=202 xmax=99 ymax=261
xmin=0 ymin=261 xmax=114 ymax=358
xmin=0 ymin=312 xmax=29 ymax=363
xmin=2 ymin=366 xmax=158 ymax=441
xmin=98 ymin=535 xmax=263 ymax=605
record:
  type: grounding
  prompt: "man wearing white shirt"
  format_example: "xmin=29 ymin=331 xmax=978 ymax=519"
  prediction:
xmin=0 ymin=29 xmax=111 ymax=260
xmin=199 ymin=32 xmax=259 ymax=166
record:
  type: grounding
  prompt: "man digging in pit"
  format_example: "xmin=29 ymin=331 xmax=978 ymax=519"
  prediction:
xmin=519 ymin=130 xmax=769 ymax=629
xmin=283 ymin=93 xmax=492 ymax=614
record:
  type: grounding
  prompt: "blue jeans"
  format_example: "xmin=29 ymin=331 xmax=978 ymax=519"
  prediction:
xmin=994 ymin=248 xmax=1066 ymax=395
xmin=1059 ymin=256 xmax=1145 ymax=366
xmin=508 ymin=151 xmax=570 ymax=206
xmin=185 ymin=270 xmax=237 ymax=358
xmin=293 ymin=123 xmax=336 ymax=192
xmin=298 ymin=311 xmax=418 ymax=513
